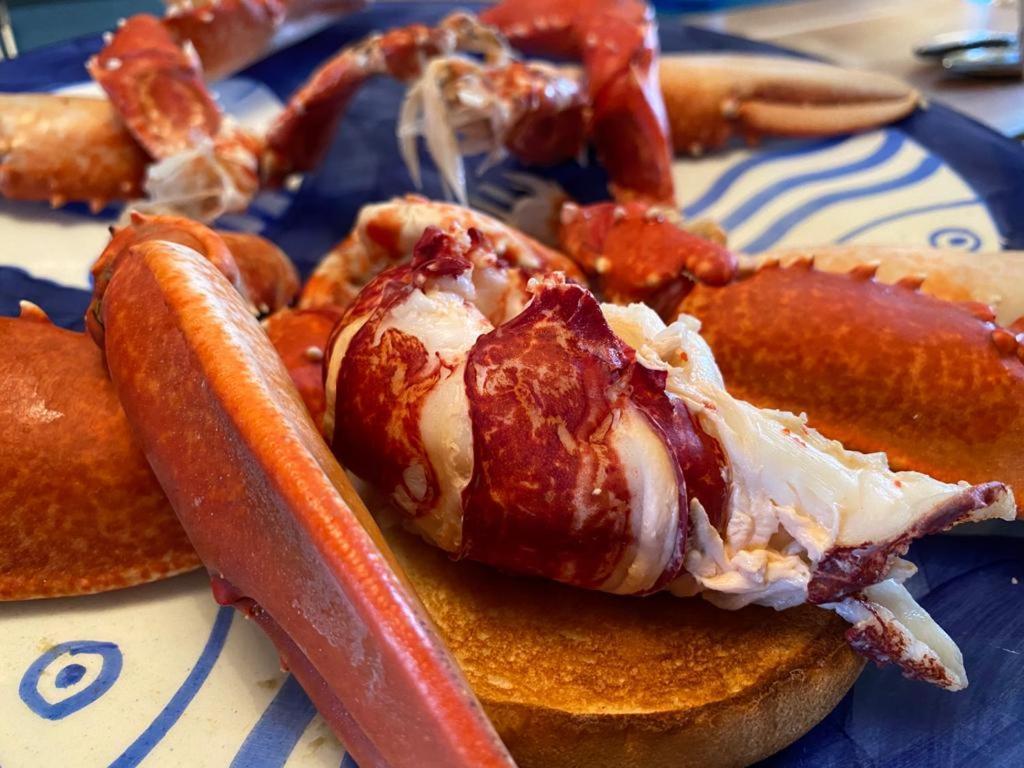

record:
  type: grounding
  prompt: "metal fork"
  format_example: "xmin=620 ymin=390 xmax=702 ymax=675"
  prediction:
xmin=0 ymin=0 xmax=17 ymax=61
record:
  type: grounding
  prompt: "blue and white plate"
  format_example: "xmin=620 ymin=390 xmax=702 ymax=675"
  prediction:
xmin=0 ymin=4 xmax=1021 ymax=767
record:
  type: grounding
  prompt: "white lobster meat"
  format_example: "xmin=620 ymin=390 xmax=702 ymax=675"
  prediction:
xmin=322 ymin=225 xmax=1014 ymax=690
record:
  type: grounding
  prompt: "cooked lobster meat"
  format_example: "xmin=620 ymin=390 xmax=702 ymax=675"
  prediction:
xmin=322 ymin=225 xmax=1015 ymax=691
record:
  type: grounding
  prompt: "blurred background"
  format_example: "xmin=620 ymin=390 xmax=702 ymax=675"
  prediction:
xmin=1 ymin=0 xmax=1022 ymax=136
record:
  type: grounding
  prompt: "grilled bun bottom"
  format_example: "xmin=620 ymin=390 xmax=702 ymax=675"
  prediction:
xmin=387 ymin=528 xmax=865 ymax=768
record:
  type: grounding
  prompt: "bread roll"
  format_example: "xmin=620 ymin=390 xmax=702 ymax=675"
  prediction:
xmin=389 ymin=528 xmax=863 ymax=768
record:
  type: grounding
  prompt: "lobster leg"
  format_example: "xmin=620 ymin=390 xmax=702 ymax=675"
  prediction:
xmin=91 ymin=238 xmax=513 ymax=767
xmin=263 ymin=13 xmax=508 ymax=184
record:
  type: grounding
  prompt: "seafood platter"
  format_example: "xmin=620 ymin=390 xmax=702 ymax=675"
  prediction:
xmin=0 ymin=1 xmax=1021 ymax=766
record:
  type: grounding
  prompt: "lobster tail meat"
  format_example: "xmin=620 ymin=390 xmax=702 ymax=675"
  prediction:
xmin=325 ymin=227 xmax=1015 ymax=689
xmin=0 ymin=304 xmax=198 ymax=600
xmin=89 ymin=229 xmax=514 ymax=766
xmin=325 ymin=226 xmax=724 ymax=593
xmin=299 ymin=195 xmax=583 ymax=311
xmin=681 ymin=262 xmax=1024 ymax=514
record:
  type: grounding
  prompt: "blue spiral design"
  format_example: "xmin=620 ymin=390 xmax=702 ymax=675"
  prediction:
xmin=19 ymin=640 xmax=123 ymax=720
xmin=928 ymin=226 xmax=982 ymax=252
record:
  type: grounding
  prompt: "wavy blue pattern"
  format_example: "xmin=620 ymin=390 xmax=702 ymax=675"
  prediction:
xmin=19 ymin=640 xmax=122 ymax=720
xmin=109 ymin=607 xmax=234 ymax=768
xmin=340 ymin=754 xmax=359 ymax=768
xmin=719 ymin=131 xmax=904 ymax=230
xmin=682 ymin=137 xmax=843 ymax=219
xmin=741 ymin=155 xmax=943 ymax=253
xmin=229 ymin=675 xmax=318 ymax=768
xmin=834 ymin=198 xmax=981 ymax=243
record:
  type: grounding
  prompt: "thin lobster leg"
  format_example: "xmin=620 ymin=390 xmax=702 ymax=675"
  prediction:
xmin=91 ymin=238 xmax=514 ymax=767
xmin=263 ymin=12 xmax=508 ymax=184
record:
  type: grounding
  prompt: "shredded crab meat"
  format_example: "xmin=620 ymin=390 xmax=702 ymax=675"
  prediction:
xmin=602 ymin=302 xmax=1015 ymax=689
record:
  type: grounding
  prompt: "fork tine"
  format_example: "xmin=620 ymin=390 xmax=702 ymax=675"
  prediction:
xmin=0 ymin=0 xmax=16 ymax=59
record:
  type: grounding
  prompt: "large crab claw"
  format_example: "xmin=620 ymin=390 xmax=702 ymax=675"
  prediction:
xmin=90 ymin=238 xmax=513 ymax=767
xmin=659 ymin=54 xmax=921 ymax=155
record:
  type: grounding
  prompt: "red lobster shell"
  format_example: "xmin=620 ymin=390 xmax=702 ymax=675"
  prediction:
xmin=681 ymin=260 xmax=1024 ymax=515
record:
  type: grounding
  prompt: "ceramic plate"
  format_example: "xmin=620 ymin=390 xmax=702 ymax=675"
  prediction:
xmin=0 ymin=4 xmax=1021 ymax=766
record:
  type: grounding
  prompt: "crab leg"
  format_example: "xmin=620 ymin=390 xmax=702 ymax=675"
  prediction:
xmin=89 ymin=234 xmax=513 ymax=766
xmin=681 ymin=259 xmax=1024 ymax=515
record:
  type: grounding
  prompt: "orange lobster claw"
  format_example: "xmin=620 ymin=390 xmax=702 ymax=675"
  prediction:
xmin=92 ymin=239 xmax=514 ymax=767
xmin=0 ymin=303 xmax=198 ymax=600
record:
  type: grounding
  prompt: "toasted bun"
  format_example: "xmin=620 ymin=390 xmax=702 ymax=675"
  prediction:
xmin=387 ymin=528 xmax=864 ymax=768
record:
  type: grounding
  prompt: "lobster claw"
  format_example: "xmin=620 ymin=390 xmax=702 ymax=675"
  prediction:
xmin=659 ymin=54 xmax=921 ymax=154
xmin=91 ymin=239 xmax=514 ymax=767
